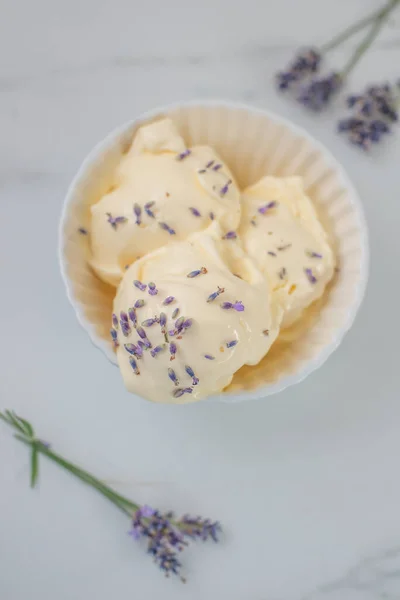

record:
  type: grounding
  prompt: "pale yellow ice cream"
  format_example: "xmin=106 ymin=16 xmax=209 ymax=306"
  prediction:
xmin=90 ymin=119 xmax=241 ymax=287
xmin=112 ymin=223 xmax=283 ymax=404
xmin=239 ymin=176 xmax=335 ymax=327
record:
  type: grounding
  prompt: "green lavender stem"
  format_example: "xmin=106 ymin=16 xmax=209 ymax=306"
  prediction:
xmin=321 ymin=0 xmax=398 ymax=53
xmin=341 ymin=0 xmax=400 ymax=77
xmin=0 ymin=411 xmax=139 ymax=517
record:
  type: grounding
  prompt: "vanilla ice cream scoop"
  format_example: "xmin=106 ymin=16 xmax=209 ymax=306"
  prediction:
xmin=112 ymin=223 xmax=282 ymax=403
xmin=90 ymin=118 xmax=241 ymax=286
xmin=239 ymin=176 xmax=335 ymax=327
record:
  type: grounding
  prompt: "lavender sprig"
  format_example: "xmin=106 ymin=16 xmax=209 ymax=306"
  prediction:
xmin=159 ymin=222 xmax=176 ymax=236
xmin=0 ymin=411 xmax=221 ymax=582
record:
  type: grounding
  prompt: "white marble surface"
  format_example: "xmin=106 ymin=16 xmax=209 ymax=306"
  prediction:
xmin=1 ymin=0 xmax=400 ymax=598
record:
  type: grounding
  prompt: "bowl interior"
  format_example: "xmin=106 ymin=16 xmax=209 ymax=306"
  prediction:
xmin=60 ymin=103 xmax=368 ymax=402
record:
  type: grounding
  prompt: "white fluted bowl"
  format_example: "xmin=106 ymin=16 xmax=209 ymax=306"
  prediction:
xmin=59 ymin=102 xmax=369 ymax=403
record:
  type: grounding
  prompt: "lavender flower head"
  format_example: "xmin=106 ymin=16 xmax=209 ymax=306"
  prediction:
xmin=106 ymin=213 xmax=127 ymax=230
xmin=338 ymin=118 xmax=390 ymax=150
xmin=298 ymin=72 xmax=342 ymax=111
xmin=276 ymin=48 xmax=321 ymax=91
xmin=129 ymin=507 xmax=221 ymax=580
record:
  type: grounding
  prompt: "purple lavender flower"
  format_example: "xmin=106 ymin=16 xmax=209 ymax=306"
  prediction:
xmin=189 ymin=207 xmax=201 ymax=217
xmin=78 ymin=227 xmax=88 ymax=235
xmin=142 ymin=318 xmax=157 ymax=328
xmin=128 ymin=308 xmax=137 ymax=326
xmin=112 ymin=313 xmax=118 ymax=328
xmin=129 ymin=507 xmax=221 ymax=580
xmin=338 ymin=117 xmax=390 ymax=149
xmin=106 ymin=213 xmax=127 ymax=230
xmin=163 ymin=296 xmax=175 ymax=305
xmin=124 ymin=343 xmax=138 ymax=355
xmin=129 ymin=356 xmax=140 ymax=375
xmin=181 ymin=318 xmax=193 ymax=331
xmin=198 ymin=169 xmax=207 ymax=174
xmin=185 ymin=365 xmax=199 ymax=386
xmin=305 ymin=267 xmax=317 ymax=284
xmin=144 ymin=201 xmax=156 ymax=218
xmin=134 ymin=299 xmax=145 ymax=309
xmin=148 ymin=282 xmax=158 ymax=296
xmin=212 ymin=164 xmax=223 ymax=171
xmin=168 ymin=368 xmax=179 ymax=386
xmin=120 ymin=311 xmax=129 ymax=323
xmin=174 ymin=316 xmax=185 ymax=331
xmin=137 ymin=340 xmax=146 ymax=352
xmin=133 ymin=280 xmax=147 ymax=292
xmin=348 ymin=84 xmax=398 ymax=122
xmin=159 ymin=312 xmax=167 ymax=329
xmin=159 ymin=222 xmax=176 ymax=235
xmin=176 ymin=149 xmax=191 ymax=161
xmin=187 ymin=267 xmax=207 ymax=278
xmin=226 ymin=340 xmax=238 ymax=349
xmin=209 ymin=212 xmax=215 ymax=221
xmin=120 ymin=323 xmax=131 ymax=337
xmin=172 ymin=308 xmax=180 ymax=319
xmin=172 ymin=387 xmax=193 ymax=399
xmin=137 ymin=326 xmax=147 ymax=339
xmin=207 ymin=286 xmax=225 ymax=302
xmin=169 ymin=342 xmax=177 ymax=361
xmin=110 ymin=329 xmax=119 ymax=348
xmin=150 ymin=344 xmax=166 ymax=358
xmin=258 ymin=201 xmax=277 ymax=215
xmin=298 ymin=73 xmax=342 ymax=111
xmin=268 ymin=251 xmax=277 ymax=257
xmin=222 ymin=231 xmax=237 ymax=240
xmin=221 ymin=301 xmax=245 ymax=312
xmin=276 ymin=47 xmax=321 ymax=91
xmin=206 ymin=160 xmax=215 ymax=168
xmin=306 ymin=250 xmax=323 ymax=258
xmin=133 ymin=203 xmax=142 ymax=225
xmin=220 ymin=179 xmax=232 ymax=196
xmin=204 ymin=354 xmax=215 ymax=360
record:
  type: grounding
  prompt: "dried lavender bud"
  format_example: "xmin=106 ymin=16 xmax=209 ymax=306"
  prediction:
xmin=268 ymin=251 xmax=277 ymax=257
xmin=128 ymin=308 xmax=137 ymax=326
xmin=120 ymin=321 xmax=131 ymax=337
xmin=209 ymin=212 xmax=215 ymax=221
xmin=185 ymin=365 xmax=199 ymax=386
xmin=112 ymin=313 xmax=118 ymax=328
xmin=142 ymin=338 xmax=152 ymax=349
xmin=207 ymin=286 xmax=225 ymax=302
xmin=204 ymin=354 xmax=215 ymax=360
xmin=159 ymin=222 xmax=176 ymax=235
xmin=148 ymin=282 xmax=158 ymax=296
xmin=278 ymin=267 xmax=287 ymax=280
xmin=226 ymin=340 xmax=238 ymax=349
xmin=187 ymin=267 xmax=207 ymax=278
xmin=263 ymin=329 xmax=270 ymax=336
xmin=277 ymin=244 xmax=292 ymax=251
xmin=172 ymin=308 xmax=180 ymax=319
xmin=163 ymin=296 xmax=175 ymax=305
xmin=137 ymin=326 xmax=147 ymax=339
xmin=124 ymin=343 xmax=141 ymax=357
xmin=168 ymin=368 xmax=179 ymax=386
xmin=304 ymin=267 xmax=317 ymax=283
xmin=206 ymin=160 xmax=215 ymax=168
xmin=106 ymin=213 xmax=127 ymax=230
xmin=159 ymin=312 xmax=167 ymax=328
xmin=182 ymin=318 xmax=193 ymax=330
xmin=169 ymin=342 xmax=177 ymax=360
xmin=222 ymin=231 xmax=237 ymax=240
xmin=129 ymin=356 xmax=140 ymax=375
xmin=134 ymin=299 xmax=145 ymax=309
xmin=221 ymin=301 xmax=244 ymax=312
xmin=175 ymin=316 xmax=185 ymax=330
xmin=78 ymin=227 xmax=88 ymax=235
xmin=144 ymin=201 xmax=156 ymax=218
xmin=150 ymin=344 xmax=166 ymax=358
xmin=189 ymin=207 xmax=201 ymax=217
xmin=212 ymin=164 xmax=222 ymax=171
xmin=172 ymin=387 xmax=193 ymax=398
xmin=133 ymin=203 xmax=142 ymax=225
xmin=110 ymin=328 xmax=118 ymax=341
xmin=305 ymin=250 xmax=323 ymax=258
xmin=176 ymin=149 xmax=191 ymax=161
xmin=142 ymin=318 xmax=157 ymax=327
xmin=198 ymin=169 xmax=207 ymax=174
xmin=134 ymin=280 xmax=147 ymax=292
xmin=120 ymin=311 xmax=129 ymax=323
xmin=258 ymin=201 xmax=277 ymax=215
xmin=220 ymin=179 xmax=232 ymax=196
